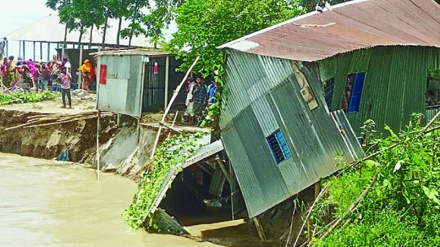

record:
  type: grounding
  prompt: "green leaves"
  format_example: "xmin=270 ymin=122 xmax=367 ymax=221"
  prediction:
xmin=0 ymin=91 xmax=57 ymax=105
xmin=167 ymin=0 xmax=305 ymax=76
xmin=422 ymin=186 xmax=440 ymax=205
xmin=313 ymin=116 xmax=440 ymax=246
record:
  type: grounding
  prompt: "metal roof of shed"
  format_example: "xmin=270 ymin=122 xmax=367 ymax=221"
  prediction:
xmin=92 ymin=48 xmax=173 ymax=57
xmin=219 ymin=0 xmax=440 ymax=62
xmin=148 ymin=139 xmax=224 ymax=217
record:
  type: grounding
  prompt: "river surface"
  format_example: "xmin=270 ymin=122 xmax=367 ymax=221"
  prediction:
xmin=0 ymin=153 xmax=226 ymax=247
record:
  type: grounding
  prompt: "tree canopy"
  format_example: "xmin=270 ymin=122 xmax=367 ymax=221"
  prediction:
xmin=166 ymin=0 xmax=305 ymax=76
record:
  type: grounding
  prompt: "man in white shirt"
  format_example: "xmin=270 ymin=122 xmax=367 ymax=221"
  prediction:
xmin=62 ymin=57 xmax=71 ymax=73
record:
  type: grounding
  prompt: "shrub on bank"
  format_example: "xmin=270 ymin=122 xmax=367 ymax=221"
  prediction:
xmin=0 ymin=91 xmax=57 ymax=105
xmin=311 ymin=114 xmax=440 ymax=246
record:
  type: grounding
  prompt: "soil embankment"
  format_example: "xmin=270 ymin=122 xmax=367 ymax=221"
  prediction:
xmin=0 ymin=108 xmax=118 ymax=162
xmin=0 ymin=100 xmax=202 ymax=180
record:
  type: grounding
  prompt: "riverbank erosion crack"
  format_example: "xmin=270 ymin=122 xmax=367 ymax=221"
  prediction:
xmin=0 ymin=108 xmax=118 ymax=162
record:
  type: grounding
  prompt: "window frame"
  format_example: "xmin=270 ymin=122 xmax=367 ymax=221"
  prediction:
xmin=266 ymin=129 xmax=292 ymax=165
xmin=340 ymin=72 xmax=366 ymax=113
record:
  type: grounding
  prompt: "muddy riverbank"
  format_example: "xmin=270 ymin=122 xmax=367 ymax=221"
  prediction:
xmin=0 ymin=104 xmax=285 ymax=246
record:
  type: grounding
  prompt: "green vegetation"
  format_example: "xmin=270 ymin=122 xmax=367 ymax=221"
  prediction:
xmin=309 ymin=114 xmax=440 ymax=246
xmin=123 ymin=131 xmax=208 ymax=231
xmin=167 ymin=0 xmax=304 ymax=76
xmin=0 ymin=91 xmax=57 ymax=105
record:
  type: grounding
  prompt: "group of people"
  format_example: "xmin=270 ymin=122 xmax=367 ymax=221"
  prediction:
xmin=183 ymin=76 xmax=217 ymax=126
xmin=0 ymin=54 xmax=96 ymax=109
xmin=0 ymin=55 xmax=73 ymax=92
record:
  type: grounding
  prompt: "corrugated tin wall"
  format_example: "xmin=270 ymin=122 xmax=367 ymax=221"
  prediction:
xmin=320 ymin=46 xmax=440 ymax=134
xmin=97 ymin=55 xmax=143 ymax=117
xmin=221 ymin=50 xmax=363 ymax=218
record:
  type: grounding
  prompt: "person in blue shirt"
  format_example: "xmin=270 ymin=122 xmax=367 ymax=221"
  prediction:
xmin=207 ymin=80 xmax=217 ymax=104
xmin=192 ymin=77 xmax=207 ymax=124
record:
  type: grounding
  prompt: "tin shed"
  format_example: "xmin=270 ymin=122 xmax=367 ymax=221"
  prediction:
xmin=95 ymin=49 xmax=186 ymax=117
xmin=218 ymin=0 xmax=440 ymax=217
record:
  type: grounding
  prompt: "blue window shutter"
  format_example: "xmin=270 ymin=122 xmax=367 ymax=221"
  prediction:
xmin=348 ymin=72 xmax=366 ymax=113
xmin=266 ymin=129 xmax=292 ymax=164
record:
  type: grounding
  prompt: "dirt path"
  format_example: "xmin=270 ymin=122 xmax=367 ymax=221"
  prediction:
xmin=0 ymin=96 xmax=97 ymax=115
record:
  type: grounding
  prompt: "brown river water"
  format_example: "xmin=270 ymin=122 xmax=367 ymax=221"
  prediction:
xmin=0 ymin=153 xmax=279 ymax=247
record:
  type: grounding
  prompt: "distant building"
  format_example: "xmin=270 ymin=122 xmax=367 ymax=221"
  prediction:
xmin=218 ymin=0 xmax=440 ymax=218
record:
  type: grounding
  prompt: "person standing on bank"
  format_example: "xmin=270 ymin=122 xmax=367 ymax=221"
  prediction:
xmin=192 ymin=77 xmax=207 ymax=124
xmin=58 ymin=67 xmax=72 ymax=109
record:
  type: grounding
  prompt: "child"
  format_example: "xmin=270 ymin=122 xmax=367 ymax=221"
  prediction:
xmin=183 ymin=78 xmax=196 ymax=125
xmin=58 ymin=67 xmax=72 ymax=109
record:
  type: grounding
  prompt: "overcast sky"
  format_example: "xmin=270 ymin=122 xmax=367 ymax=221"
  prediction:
xmin=0 ymin=0 xmax=56 ymax=37
xmin=0 ymin=0 xmax=176 ymax=60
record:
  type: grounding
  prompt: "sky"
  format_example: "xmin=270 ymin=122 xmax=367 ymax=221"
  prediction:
xmin=0 ymin=0 xmax=56 ymax=37
xmin=0 ymin=0 xmax=57 ymax=60
xmin=0 ymin=0 xmax=176 ymax=62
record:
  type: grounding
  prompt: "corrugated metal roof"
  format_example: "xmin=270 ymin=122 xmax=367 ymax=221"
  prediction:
xmin=219 ymin=0 xmax=440 ymax=62
xmin=93 ymin=48 xmax=173 ymax=57
xmin=148 ymin=139 xmax=224 ymax=216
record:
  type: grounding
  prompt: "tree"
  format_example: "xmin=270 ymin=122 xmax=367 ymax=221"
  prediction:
xmin=141 ymin=0 xmax=184 ymax=47
xmin=120 ymin=0 xmax=150 ymax=46
xmin=46 ymin=0 xmax=75 ymax=48
xmin=300 ymin=0 xmax=351 ymax=12
xmin=167 ymin=0 xmax=305 ymax=76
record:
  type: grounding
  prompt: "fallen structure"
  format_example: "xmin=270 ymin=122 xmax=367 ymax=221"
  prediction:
xmin=216 ymin=0 xmax=440 ymax=235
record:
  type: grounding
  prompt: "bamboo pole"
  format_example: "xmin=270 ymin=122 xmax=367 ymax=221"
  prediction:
xmin=164 ymin=56 xmax=170 ymax=110
xmin=149 ymin=56 xmax=200 ymax=159
xmin=215 ymin=156 xmax=231 ymax=185
xmin=1 ymin=75 xmax=3 ymax=94
xmin=23 ymin=116 xmax=97 ymax=128
xmin=293 ymin=184 xmax=331 ymax=247
xmin=167 ymin=111 xmax=179 ymax=138
xmin=96 ymin=110 xmax=101 ymax=181
xmin=253 ymin=217 xmax=266 ymax=241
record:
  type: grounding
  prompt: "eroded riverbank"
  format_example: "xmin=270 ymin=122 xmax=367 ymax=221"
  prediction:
xmin=0 ymin=106 xmax=281 ymax=247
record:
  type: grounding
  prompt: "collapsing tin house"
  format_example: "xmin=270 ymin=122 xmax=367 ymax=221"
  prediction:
xmin=94 ymin=48 xmax=235 ymax=232
xmin=217 ymin=0 xmax=440 ymax=219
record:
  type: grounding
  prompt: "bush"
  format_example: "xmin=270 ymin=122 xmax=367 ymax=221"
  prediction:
xmin=312 ymin=114 xmax=440 ymax=246
xmin=0 ymin=91 xmax=57 ymax=105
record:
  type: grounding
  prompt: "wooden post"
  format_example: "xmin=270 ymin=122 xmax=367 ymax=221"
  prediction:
xmin=309 ymin=179 xmax=322 ymax=242
xmin=215 ymin=156 xmax=231 ymax=185
xmin=78 ymin=45 xmax=83 ymax=89
xmin=149 ymin=56 xmax=200 ymax=160
xmin=47 ymin=42 xmax=50 ymax=62
xmin=167 ymin=111 xmax=179 ymax=138
xmin=315 ymin=180 xmax=322 ymax=199
xmin=96 ymin=110 xmax=101 ymax=180
xmin=137 ymin=118 xmax=141 ymax=143
xmin=39 ymin=42 xmax=43 ymax=61
xmin=164 ymin=55 xmax=170 ymax=110
xmin=33 ymin=41 xmax=36 ymax=62
xmin=253 ymin=217 xmax=266 ymax=241
xmin=5 ymin=39 xmax=8 ymax=57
